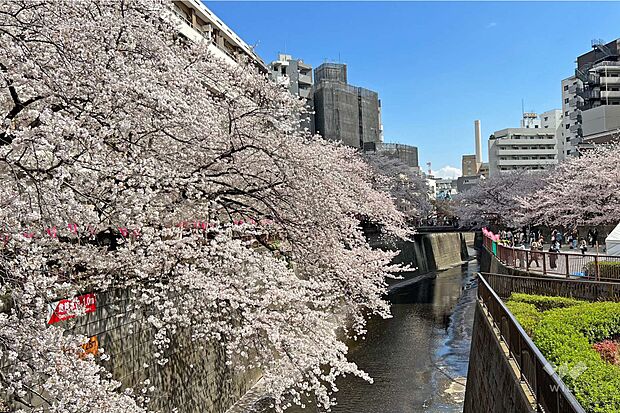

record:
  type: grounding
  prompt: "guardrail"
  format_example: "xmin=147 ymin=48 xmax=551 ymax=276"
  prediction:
xmin=483 ymin=236 xmax=620 ymax=281
xmin=477 ymin=273 xmax=586 ymax=413
xmin=481 ymin=271 xmax=620 ymax=302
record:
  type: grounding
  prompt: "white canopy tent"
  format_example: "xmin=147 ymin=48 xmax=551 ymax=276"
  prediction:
xmin=606 ymin=222 xmax=620 ymax=256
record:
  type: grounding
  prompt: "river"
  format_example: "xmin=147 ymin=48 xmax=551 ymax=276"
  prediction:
xmin=283 ymin=257 xmax=479 ymax=413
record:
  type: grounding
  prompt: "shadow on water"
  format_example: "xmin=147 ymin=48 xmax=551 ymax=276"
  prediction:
xmin=284 ymin=256 xmax=479 ymax=413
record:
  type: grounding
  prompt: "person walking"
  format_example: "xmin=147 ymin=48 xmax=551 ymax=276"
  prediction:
xmin=592 ymin=228 xmax=599 ymax=248
xmin=549 ymin=240 xmax=560 ymax=270
xmin=580 ymin=238 xmax=588 ymax=255
xmin=556 ymin=230 xmax=563 ymax=248
xmin=529 ymin=238 xmax=542 ymax=267
xmin=570 ymin=228 xmax=578 ymax=249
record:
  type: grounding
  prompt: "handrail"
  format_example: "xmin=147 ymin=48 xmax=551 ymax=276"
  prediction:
xmin=482 ymin=235 xmax=620 ymax=281
xmin=477 ymin=273 xmax=586 ymax=413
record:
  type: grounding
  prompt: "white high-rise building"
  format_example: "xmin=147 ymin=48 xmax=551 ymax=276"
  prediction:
xmin=489 ymin=111 xmax=561 ymax=176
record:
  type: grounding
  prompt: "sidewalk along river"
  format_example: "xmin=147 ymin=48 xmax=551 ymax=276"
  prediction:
xmin=286 ymin=257 xmax=479 ymax=413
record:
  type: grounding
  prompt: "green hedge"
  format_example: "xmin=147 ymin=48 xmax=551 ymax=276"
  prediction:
xmin=508 ymin=293 xmax=585 ymax=312
xmin=505 ymin=301 xmax=541 ymax=335
xmin=585 ymin=261 xmax=620 ymax=279
xmin=531 ymin=302 xmax=620 ymax=413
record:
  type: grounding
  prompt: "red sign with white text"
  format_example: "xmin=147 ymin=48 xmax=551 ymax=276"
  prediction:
xmin=47 ymin=293 xmax=96 ymax=324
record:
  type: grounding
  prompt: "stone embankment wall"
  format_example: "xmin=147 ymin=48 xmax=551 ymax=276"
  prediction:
xmin=463 ymin=302 xmax=536 ymax=413
xmin=374 ymin=232 xmax=471 ymax=286
xmin=62 ymin=288 xmax=261 ymax=413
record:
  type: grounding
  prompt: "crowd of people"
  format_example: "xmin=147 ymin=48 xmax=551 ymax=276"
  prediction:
xmin=495 ymin=227 xmax=603 ymax=259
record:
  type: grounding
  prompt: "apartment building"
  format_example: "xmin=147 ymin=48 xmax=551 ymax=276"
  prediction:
xmin=169 ymin=0 xmax=268 ymax=72
xmin=489 ymin=113 xmax=560 ymax=176
xmin=561 ymin=39 xmax=620 ymax=156
xmin=269 ymin=54 xmax=313 ymax=99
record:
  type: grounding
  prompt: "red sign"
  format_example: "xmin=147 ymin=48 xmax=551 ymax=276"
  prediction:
xmin=47 ymin=293 xmax=96 ymax=324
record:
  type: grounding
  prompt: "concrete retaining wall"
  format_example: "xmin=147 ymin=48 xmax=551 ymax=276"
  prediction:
xmin=21 ymin=288 xmax=261 ymax=413
xmin=376 ymin=232 xmax=470 ymax=287
xmin=463 ymin=302 xmax=536 ymax=413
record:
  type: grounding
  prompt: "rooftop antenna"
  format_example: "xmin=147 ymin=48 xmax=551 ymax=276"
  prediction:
xmin=521 ymin=99 xmax=525 ymax=117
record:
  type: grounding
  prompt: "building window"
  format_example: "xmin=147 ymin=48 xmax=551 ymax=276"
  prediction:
xmin=565 ymin=98 xmax=569 ymax=104
xmin=544 ymin=116 xmax=548 ymax=121
xmin=564 ymin=85 xmax=569 ymax=91
xmin=565 ymin=111 xmax=569 ymax=116
xmin=566 ymin=124 xmax=570 ymax=129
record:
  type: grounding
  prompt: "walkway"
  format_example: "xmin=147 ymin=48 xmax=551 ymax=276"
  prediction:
xmin=484 ymin=236 xmax=620 ymax=280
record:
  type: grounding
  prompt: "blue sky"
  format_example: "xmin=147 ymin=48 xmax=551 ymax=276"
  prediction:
xmin=207 ymin=1 xmax=620 ymax=178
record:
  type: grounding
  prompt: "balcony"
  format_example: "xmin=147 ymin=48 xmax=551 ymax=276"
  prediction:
xmin=496 ymin=159 xmax=557 ymax=166
xmin=298 ymin=73 xmax=312 ymax=86
xmin=569 ymin=97 xmax=583 ymax=108
xmin=576 ymin=87 xmax=600 ymax=100
xmin=569 ymin=123 xmax=582 ymax=133
xmin=497 ymin=149 xmax=556 ymax=156
xmin=600 ymin=76 xmax=620 ymax=85
xmin=569 ymin=111 xmax=581 ymax=121
xmin=601 ymin=90 xmax=620 ymax=99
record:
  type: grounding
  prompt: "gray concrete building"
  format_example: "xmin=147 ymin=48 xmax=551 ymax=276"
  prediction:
xmin=313 ymin=63 xmax=383 ymax=150
xmin=269 ymin=54 xmax=314 ymax=131
xmin=376 ymin=142 xmax=419 ymax=170
xmin=269 ymin=54 xmax=312 ymax=100
xmin=561 ymin=39 xmax=620 ymax=155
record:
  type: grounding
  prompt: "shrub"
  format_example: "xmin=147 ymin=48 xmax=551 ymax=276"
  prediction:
xmin=508 ymin=292 xmax=585 ymax=312
xmin=585 ymin=261 xmax=620 ymax=280
xmin=505 ymin=301 xmax=541 ymax=335
xmin=532 ymin=302 xmax=620 ymax=413
xmin=593 ymin=340 xmax=619 ymax=364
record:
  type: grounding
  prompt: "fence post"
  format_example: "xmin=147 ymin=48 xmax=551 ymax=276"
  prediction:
xmin=542 ymin=251 xmax=547 ymax=275
xmin=595 ymin=255 xmax=600 ymax=281
xmin=565 ymin=253 xmax=570 ymax=278
xmin=526 ymin=250 xmax=530 ymax=272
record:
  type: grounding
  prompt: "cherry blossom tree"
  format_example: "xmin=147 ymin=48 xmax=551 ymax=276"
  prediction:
xmin=364 ymin=153 xmax=431 ymax=223
xmin=0 ymin=0 xmax=407 ymax=411
xmin=453 ymin=172 xmax=545 ymax=228
xmin=517 ymin=144 xmax=620 ymax=227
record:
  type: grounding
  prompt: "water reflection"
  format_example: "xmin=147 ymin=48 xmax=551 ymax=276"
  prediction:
xmin=286 ymin=258 xmax=478 ymax=413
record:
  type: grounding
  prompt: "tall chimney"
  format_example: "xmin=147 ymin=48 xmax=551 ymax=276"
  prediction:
xmin=474 ymin=120 xmax=482 ymax=164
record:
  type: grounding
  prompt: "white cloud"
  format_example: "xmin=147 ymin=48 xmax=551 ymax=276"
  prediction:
xmin=486 ymin=22 xmax=497 ymax=29
xmin=433 ymin=165 xmax=462 ymax=179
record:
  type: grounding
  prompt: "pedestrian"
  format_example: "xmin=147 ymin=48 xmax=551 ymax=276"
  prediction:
xmin=592 ymin=228 xmax=599 ymax=248
xmin=571 ymin=228 xmax=579 ymax=249
xmin=529 ymin=238 xmax=542 ymax=267
xmin=549 ymin=240 xmax=560 ymax=270
xmin=579 ymin=238 xmax=588 ymax=255
xmin=556 ymin=230 xmax=563 ymax=248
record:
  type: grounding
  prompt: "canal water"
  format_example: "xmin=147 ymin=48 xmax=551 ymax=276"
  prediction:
xmin=286 ymin=257 xmax=479 ymax=413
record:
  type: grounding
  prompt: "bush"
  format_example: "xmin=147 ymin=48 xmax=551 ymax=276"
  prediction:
xmin=585 ymin=261 xmax=620 ymax=280
xmin=505 ymin=301 xmax=541 ymax=335
xmin=532 ymin=302 xmax=620 ymax=413
xmin=508 ymin=292 xmax=585 ymax=312
xmin=593 ymin=340 xmax=619 ymax=364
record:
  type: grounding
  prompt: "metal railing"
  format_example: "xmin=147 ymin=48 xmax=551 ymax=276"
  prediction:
xmin=483 ymin=236 xmax=620 ymax=281
xmin=477 ymin=274 xmax=586 ymax=413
